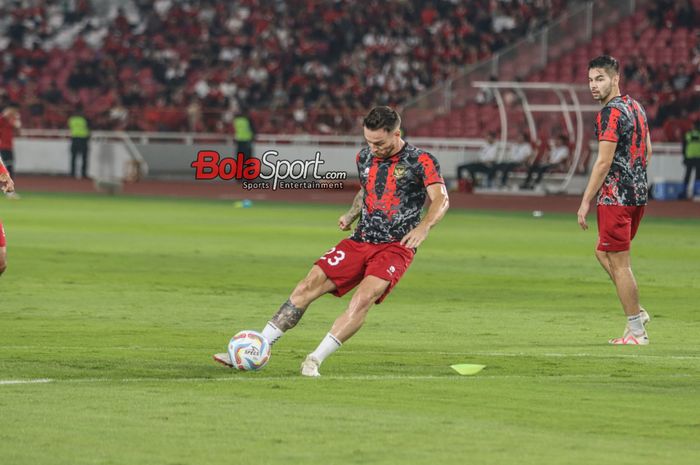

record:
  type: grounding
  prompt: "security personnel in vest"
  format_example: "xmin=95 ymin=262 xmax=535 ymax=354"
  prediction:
xmin=233 ymin=109 xmax=255 ymax=161
xmin=68 ymin=104 xmax=90 ymax=179
xmin=681 ymin=120 xmax=700 ymax=199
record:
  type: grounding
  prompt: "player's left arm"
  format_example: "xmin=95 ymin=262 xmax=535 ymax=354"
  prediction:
xmin=400 ymin=183 xmax=449 ymax=248
xmin=577 ymin=141 xmax=616 ymax=230
xmin=646 ymin=131 xmax=652 ymax=164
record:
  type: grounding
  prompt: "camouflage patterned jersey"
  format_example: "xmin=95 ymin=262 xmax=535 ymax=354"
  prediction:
xmin=594 ymin=95 xmax=649 ymax=206
xmin=352 ymin=142 xmax=444 ymax=244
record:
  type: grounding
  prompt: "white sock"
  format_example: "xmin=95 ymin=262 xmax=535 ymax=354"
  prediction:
xmin=627 ymin=313 xmax=645 ymax=336
xmin=262 ymin=322 xmax=284 ymax=345
xmin=310 ymin=333 xmax=342 ymax=364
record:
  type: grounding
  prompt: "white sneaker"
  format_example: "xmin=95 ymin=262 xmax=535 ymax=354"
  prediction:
xmin=301 ymin=355 xmax=321 ymax=377
xmin=609 ymin=332 xmax=649 ymax=345
xmin=5 ymin=192 xmax=20 ymax=200
xmin=213 ymin=352 xmax=233 ymax=367
xmin=623 ymin=308 xmax=651 ymax=337
xmin=639 ymin=307 xmax=651 ymax=326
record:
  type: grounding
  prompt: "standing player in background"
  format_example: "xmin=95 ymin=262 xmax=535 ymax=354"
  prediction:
xmin=233 ymin=108 xmax=255 ymax=162
xmin=0 ymin=104 xmax=21 ymax=199
xmin=0 ymin=156 xmax=15 ymax=275
xmin=680 ymin=119 xmax=700 ymax=199
xmin=215 ymin=106 xmax=450 ymax=376
xmin=577 ymin=55 xmax=652 ymax=345
xmin=68 ymin=105 xmax=91 ymax=179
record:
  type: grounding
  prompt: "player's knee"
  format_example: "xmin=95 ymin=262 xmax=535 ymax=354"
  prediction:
xmin=0 ymin=260 xmax=6 ymax=276
xmin=292 ymin=276 xmax=317 ymax=302
xmin=348 ymin=302 xmax=371 ymax=320
xmin=351 ymin=290 xmax=379 ymax=310
xmin=292 ymin=267 xmax=328 ymax=301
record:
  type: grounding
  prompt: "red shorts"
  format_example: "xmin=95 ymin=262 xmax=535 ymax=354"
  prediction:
xmin=314 ymin=238 xmax=415 ymax=304
xmin=596 ymin=205 xmax=645 ymax=252
xmin=0 ymin=222 xmax=5 ymax=247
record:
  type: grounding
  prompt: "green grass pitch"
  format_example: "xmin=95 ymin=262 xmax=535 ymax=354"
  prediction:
xmin=1 ymin=193 xmax=699 ymax=465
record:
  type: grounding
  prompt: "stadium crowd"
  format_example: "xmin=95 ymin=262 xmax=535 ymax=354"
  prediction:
xmin=0 ymin=0 xmax=696 ymax=139
xmin=0 ymin=0 xmax=569 ymax=134
xmin=625 ymin=0 xmax=700 ymax=140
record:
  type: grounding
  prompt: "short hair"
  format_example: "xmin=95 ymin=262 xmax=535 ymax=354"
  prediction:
xmin=363 ymin=106 xmax=401 ymax=132
xmin=588 ymin=55 xmax=619 ymax=76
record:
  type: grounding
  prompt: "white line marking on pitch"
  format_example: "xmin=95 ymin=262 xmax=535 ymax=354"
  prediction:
xmin=1 ymin=373 xmax=695 ymax=386
xmin=1 ymin=346 xmax=699 ymax=361
xmin=350 ymin=351 xmax=700 ymax=361
xmin=0 ymin=379 xmax=53 ymax=385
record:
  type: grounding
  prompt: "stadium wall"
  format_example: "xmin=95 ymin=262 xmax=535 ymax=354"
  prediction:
xmin=13 ymin=135 xmax=483 ymax=180
xmin=13 ymin=136 xmax=684 ymax=185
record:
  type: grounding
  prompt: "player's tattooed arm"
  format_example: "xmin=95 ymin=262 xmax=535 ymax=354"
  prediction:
xmin=345 ymin=188 xmax=364 ymax=220
xmin=339 ymin=188 xmax=363 ymax=230
xmin=270 ymin=299 xmax=306 ymax=331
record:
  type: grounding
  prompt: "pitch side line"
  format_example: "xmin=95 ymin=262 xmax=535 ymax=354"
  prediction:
xmin=347 ymin=351 xmax=700 ymax=361
xmin=1 ymin=373 xmax=696 ymax=386
xmin=0 ymin=379 xmax=53 ymax=385
xmin=1 ymin=346 xmax=699 ymax=361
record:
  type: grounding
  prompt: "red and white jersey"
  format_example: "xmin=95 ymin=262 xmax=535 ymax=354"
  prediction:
xmin=352 ymin=142 xmax=443 ymax=244
xmin=594 ymin=95 xmax=649 ymax=206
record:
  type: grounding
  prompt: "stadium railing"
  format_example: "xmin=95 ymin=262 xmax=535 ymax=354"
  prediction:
xmin=470 ymin=81 xmax=602 ymax=193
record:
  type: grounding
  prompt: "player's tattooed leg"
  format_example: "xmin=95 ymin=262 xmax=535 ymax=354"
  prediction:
xmin=270 ymin=299 xmax=306 ymax=331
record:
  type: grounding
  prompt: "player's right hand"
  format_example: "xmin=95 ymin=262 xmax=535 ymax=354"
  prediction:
xmin=0 ymin=174 xmax=14 ymax=193
xmin=577 ymin=202 xmax=589 ymax=230
xmin=338 ymin=214 xmax=353 ymax=231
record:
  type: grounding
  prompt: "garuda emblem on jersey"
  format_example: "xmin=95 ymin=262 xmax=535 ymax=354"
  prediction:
xmin=393 ymin=164 xmax=407 ymax=179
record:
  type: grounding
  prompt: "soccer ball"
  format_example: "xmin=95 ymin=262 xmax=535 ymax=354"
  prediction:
xmin=227 ymin=330 xmax=271 ymax=371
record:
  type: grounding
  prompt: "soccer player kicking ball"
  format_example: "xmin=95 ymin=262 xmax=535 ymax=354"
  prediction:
xmin=0 ymin=157 xmax=15 ymax=275
xmin=215 ymin=106 xmax=449 ymax=375
xmin=577 ymin=56 xmax=652 ymax=345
